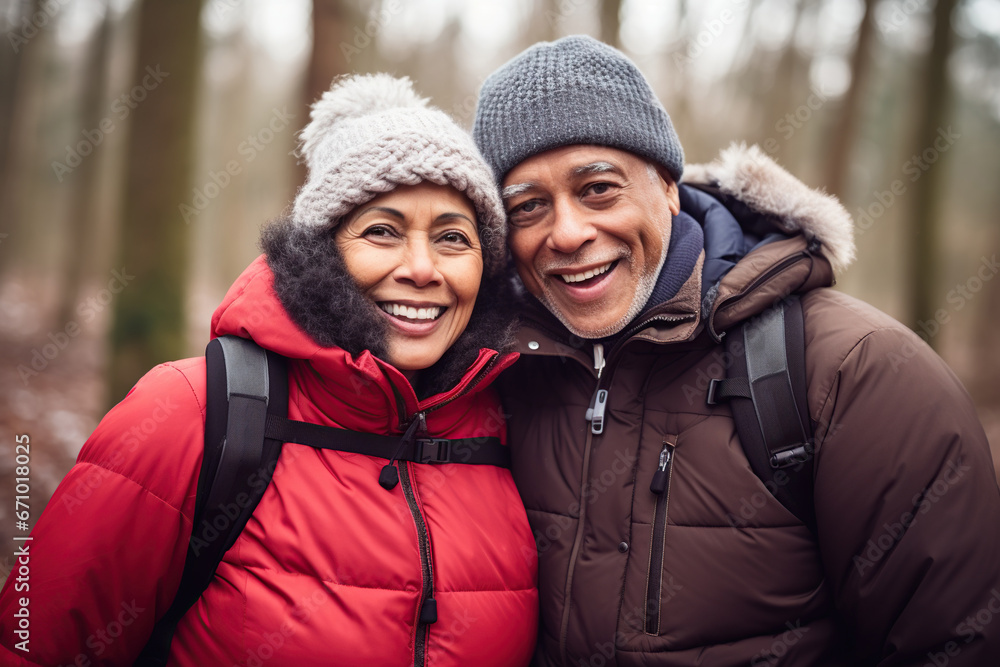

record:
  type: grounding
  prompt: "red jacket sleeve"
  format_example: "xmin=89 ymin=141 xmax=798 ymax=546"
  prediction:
xmin=0 ymin=361 xmax=206 ymax=666
xmin=813 ymin=326 xmax=1000 ymax=666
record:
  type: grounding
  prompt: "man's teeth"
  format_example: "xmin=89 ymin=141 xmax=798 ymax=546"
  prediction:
xmin=559 ymin=262 xmax=613 ymax=284
xmin=379 ymin=303 xmax=442 ymax=320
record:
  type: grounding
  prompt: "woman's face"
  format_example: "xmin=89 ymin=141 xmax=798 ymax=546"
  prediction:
xmin=335 ymin=182 xmax=483 ymax=375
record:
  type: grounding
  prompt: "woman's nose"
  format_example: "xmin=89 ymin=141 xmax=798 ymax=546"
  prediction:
xmin=395 ymin=238 xmax=442 ymax=287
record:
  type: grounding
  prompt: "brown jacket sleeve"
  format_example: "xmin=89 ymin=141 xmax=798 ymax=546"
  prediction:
xmin=812 ymin=323 xmax=1000 ymax=666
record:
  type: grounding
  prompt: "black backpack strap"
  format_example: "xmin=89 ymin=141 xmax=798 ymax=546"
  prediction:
xmin=263 ymin=414 xmax=510 ymax=468
xmin=135 ymin=336 xmax=286 ymax=666
xmin=707 ymin=296 xmax=817 ymax=533
xmin=136 ymin=336 xmax=511 ymax=665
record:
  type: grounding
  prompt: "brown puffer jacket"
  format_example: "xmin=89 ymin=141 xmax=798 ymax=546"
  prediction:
xmin=498 ymin=145 xmax=1000 ymax=667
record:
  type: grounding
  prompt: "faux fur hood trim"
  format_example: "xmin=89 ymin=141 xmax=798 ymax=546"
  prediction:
xmin=682 ymin=143 xmax=856 ymax=275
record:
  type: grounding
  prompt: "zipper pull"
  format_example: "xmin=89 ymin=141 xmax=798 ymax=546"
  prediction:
xmin=593 ymin=343 xmax=605 ymax=378
xmin=585 ymin=344 xmax=608 ymax=435
xmin=379 ymin=412 xmax=425 ymax=491
xmin=585 ymin=388 xmax=608 ymax=435
xmin=650 ymin=442 xmax=675 ymax=495
xmin=419 ymin=597 xmax=438 ymax=624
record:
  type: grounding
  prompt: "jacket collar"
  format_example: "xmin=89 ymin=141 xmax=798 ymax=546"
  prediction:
xmin=212 ymin=256 xmax=517 ymax=433
xmin=513 ymin=252 xmax=705 ymax=372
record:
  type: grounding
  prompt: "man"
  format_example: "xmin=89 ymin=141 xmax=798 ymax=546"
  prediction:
xmin=473 ymin=35 xmax=1000 ymax=666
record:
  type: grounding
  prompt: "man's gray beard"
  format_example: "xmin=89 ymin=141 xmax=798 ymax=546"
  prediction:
xmin=539 ymin=230 xmax=670 ymax=340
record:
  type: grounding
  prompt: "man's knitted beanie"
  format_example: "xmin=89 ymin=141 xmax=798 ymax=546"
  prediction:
xmin=292 ymin=73 xmax=506 ymax=276
xmin=473 ymin=35 xmax=684 ymax=184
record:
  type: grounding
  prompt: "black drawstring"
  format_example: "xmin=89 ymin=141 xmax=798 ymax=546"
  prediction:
xmin=379 ymin=414 xmax=424 ymax=490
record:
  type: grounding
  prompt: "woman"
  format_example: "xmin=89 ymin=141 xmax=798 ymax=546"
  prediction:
xmin=0 ymin=75 xmax=537 ymax=666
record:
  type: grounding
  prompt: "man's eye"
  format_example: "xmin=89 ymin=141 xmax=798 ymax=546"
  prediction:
xmin=509 ymin=200 xmax=544 ymax=217
xmin=586 ymin=183 xmax=613 ymax=196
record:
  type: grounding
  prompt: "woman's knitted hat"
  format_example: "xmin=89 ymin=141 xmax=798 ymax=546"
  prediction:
xmin=291 ymin=73 xmax=506 ymax=276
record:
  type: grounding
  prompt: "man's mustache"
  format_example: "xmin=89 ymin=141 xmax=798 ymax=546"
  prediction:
xmin=537 ymin=247 xmax=630 ymax=274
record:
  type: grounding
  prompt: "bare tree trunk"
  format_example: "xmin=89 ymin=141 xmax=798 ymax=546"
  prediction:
xmin=56 ymin=0 xmax=113 ymax=327
xmin=295 ymin=0 xmax=359 ymax=191
xmin=529 ymin=0 xmax=559 ymax=44
xmin=600 ymin=0 xmax=622 ymax=48
xmin=908 ymin=0 xmax=957 ymax=343
xmin=0 ymin=0 xmax=42 ymax=277
xmin=107 ymin=0 xmax=203 ymax=404
xmin=824 ymin=0 xmax=876 ymax=200
xmin=767 ymin=0 xmax=810 ymax=172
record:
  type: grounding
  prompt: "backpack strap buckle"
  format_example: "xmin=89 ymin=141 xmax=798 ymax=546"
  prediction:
xmin=415 ymin=438 xmax=452 ymax=464
xmin=769 ymin=443 xmax=814 ymax=469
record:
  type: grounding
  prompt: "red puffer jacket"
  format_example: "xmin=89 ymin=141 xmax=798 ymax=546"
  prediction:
xmin=0 ymin=256 xmax=538 ymax=666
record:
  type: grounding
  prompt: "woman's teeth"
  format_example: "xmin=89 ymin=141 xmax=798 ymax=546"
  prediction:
xmin=379 ymin=303 xmax=443 ymax=320
xmin=560 ymin=262 xmax=613 ymax=284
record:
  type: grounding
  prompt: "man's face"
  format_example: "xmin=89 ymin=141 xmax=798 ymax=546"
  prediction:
xmin=502 ymin=145 xmax=680 ymax=338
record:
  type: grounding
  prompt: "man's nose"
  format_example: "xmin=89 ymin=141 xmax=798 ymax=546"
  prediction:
xmin=546 ymin=202 xmax=598 ymax=254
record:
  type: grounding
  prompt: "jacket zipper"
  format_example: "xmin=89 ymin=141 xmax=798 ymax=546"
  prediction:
xmin=384 ymin=382 xmax=436 ymax=667
xmin=645 ymin=439 xmax=675 ymax=636
xmin=423 ymin=352 xmax=500 ymax=417
xmin=540 ymin=318 xmax=689 ymax=663
xmin=386 ymin=357 xmax=500 ymax=666
xmin=399 ymin=456 xmax=436 ymax=667
xmin=607 ymin=313 xmax=696 ymax=365
xmin=555 ymin=344 xmax=611 ymax=663
xmin=710 ymin=251 xmax=810 ymax=340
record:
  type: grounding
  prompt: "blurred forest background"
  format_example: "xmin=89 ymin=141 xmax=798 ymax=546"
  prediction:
xmin=1 ymin=0 xmax=999 ymax=560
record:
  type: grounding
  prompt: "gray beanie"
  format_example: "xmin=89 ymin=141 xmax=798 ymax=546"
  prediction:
xmin=473 ymin=35 xmax=684 ymax=184
xmin=292 ymin=74 xmax=507 ymax=276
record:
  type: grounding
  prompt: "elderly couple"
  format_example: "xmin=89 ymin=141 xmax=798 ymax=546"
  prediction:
xmin=3 ymin=36 xmax=999 ymax=667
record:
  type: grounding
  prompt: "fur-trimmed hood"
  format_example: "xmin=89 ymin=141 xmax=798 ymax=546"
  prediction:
xmin=683 ymin=143 xmax=855 ymax=276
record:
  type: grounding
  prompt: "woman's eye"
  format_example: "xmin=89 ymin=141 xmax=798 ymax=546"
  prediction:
xmin=363 ymin=224 xmax=394 ymax=238
xmin=441 ymin=231 xmax=471 ymax=245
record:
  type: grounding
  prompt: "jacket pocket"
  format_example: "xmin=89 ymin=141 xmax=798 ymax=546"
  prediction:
xmin=644 ymin=438 xmax=675 ymax=636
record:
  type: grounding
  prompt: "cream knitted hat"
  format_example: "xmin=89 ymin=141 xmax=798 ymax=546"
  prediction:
xmin=292 ymin=74 xmax=506 ymax=276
